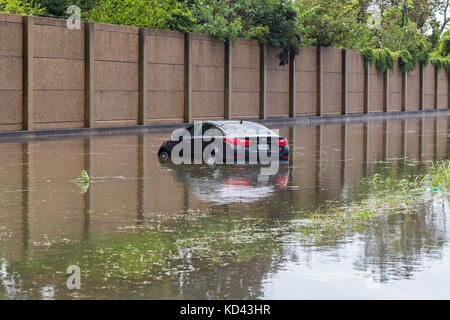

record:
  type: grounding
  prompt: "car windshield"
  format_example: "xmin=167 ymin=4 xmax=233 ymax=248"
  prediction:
xmin=222 ymin=122 xmax=276 ymax=137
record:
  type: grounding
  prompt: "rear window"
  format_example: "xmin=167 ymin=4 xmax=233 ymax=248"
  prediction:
xmin=222 ymin=123 xmax=275 ymax=136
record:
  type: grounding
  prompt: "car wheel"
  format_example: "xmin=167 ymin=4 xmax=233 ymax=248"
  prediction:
xmin=158 ymin=150 xmax=170 ymax=163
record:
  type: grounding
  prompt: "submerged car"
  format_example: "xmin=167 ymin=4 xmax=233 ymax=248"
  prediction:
xmin=158 ymin=120 xmax=290 ymax=165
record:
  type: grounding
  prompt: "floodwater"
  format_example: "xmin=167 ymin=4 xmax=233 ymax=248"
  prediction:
xmin=0 ymin=114 xmax=449 ymax=300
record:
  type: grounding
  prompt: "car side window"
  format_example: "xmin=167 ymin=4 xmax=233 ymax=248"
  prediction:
xmin=203 ymin=124 xmax=222 ymax=137
xmin=186 ymin=125 xmax=194 ymax=137
xmin=202 ymin=123 xmax=213 ymax=135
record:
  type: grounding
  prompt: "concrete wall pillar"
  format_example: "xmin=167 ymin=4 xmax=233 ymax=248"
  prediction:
xmin=22 ymin=16 xmax=33 ymax=131
xmin=364 ymin=62 xmax=370 ymax=114
xmin=224 ymin=39 xmax=232 ymax=119
xmin=434 ymin=66 xmax=439 ymax=109
xmin=402 ymin=71 xmax=408 ymax=112
xmin=259 ymin=43 xmax=267 ymax=119
xmin=85 ymin=22 xmax=95 ymax=128
xmin=383 ymin=69 xmax=389 ymax=113
xmin=419 ymin=63 xmax=424 ymax=110
xmin=184 ymin=32 xmax=192 ymax=123
xmin=289 ymin=49 xmax=296 ymax=118
xmin=317 ymin=46 xmax=323 ymax=116
xmin=138 ymin=28 xmax=148 ymax=125
xmin=341 ymin=49 xmax=348 ymax=115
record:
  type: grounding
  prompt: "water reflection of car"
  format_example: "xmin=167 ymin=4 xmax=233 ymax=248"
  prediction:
xmin=161 ymin=162 xmax=289 ymax=204
xmin=158 ymin=120 xmax=290 ymax=166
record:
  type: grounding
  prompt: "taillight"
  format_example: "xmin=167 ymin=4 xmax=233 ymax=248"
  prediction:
xmin=225 ymin=178 xmax=251 ymax=186
xmin=277 ymin=138 xmax=288 ymax=147
xmin=224 ymin=138 xmax=250 ymax=147
xmin=276 ymin=175 xmax=288 ymax=186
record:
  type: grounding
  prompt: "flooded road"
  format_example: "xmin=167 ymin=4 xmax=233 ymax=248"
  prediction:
xmin=0 ymin=114 xmax=449 ymax=299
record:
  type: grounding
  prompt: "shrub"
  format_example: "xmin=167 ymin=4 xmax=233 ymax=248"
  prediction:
xmin=361 ymin=48 xmax=395 ymax=72
xmin=0 ymin=0 xmax=46 ymax=15
xmin=430 ymin=54 xmax=450 ymax=72
xmin=438 ymin=30 xmax=450 ymax=57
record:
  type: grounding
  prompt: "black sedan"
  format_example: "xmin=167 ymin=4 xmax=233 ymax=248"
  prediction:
xmin=158 ymin=120 xmax=289 ymax=166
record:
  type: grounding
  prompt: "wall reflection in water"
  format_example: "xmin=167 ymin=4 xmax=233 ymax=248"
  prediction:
xmin=0 ymin=115 xmax=448 ymax=299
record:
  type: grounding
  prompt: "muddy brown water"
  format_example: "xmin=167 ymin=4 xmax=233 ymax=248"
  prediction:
xmin=0 ymin=115 xmax=449 ymax=299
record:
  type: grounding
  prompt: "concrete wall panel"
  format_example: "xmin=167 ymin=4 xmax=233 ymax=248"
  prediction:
xmin=438 ymin=70 xmax=448 ymax=109
xmin=346 ymin=50 xmax=364 ymax=113
xmin=0 ymin=91 xmax=22 ymax=131
xmin=34 ymin=58 xmax=84 ymax=90
xmin=192 ymin=66 xmax=224 ymax=92
xmin=295 ymin=47 xmax=317 ymax=115
xmin=192 ymin=92 xmax=224 ymax=119
xmin=148 ymin=31 xmax=184 ymax=64
xmin=322 ymin=48 xmax=342 ymax=115
xmin=423 ymin=64 xmax=435 ymax=110
xmin=231 ymin=92 xmax=259 ymax=118
xmin=34 ymin=24 xmax=84 ymax=60
xmin=268 ymin=92 xmax=289 ymax=117
xmin=34 ymin=91 xmax=84 ymax=125
xmin=232 ymin=68 xmax=260 ymax=92
xmin=370 ymin=65 xmax=384 ymax=113
xmin=95 ymin=61 xmax=138 ymax=91
xmin=232 ymin=39 xmax=260 ymax=69
xmin=95 ymin=29 xmax=138 ymax=63
xmin=0 ymin=20 xmax=22 ymax=57
xmin=30 ymin=20 xmax=85 ymax=129
xmin=93 ymin=25 xmax=140 ymax=126
xmin=192 ymin=34 xmax=225 ymax=67
xmin=95 ymin=91 xmax=138 ymax=121
xmin=0 ymin=15 xmax=22 ymax=131
xmin=148 ymin=64 xmax=184 ymax=91
xmin=147 ymin=31 xmax=185 ymax=122
xmin=147 ymin=91 xmax=184 ymax=123
xmin=266 ymin=47 xmax=289 ymax=117
xmin=408 ymin=67 xmax=420 ymax=110
xmin=388 ymin=62 xmax=402 ymax=112
xmin=0 ymin=56 xmax=22 ymax=90
xmin=191 ymin=35 xmax=225 ymax=120
xmin=231 ymin=39 xmax=260 ymax=118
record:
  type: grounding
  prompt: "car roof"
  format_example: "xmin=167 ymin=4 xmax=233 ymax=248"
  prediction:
xmin=205 ymin=120 xmax=265 ymax=128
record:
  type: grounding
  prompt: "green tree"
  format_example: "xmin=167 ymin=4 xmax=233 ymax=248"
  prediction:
xmin=31 ymin=0 xmax=98 ymax=17
xmin=0 ymin=0 xmax=45 ymax=15
xmin=439 ymin=30 xmax=450 ymax=57
xmin=297 ymin=0 xmax=375 ymax=49
xmin=88 ymin=0 xmax=195 ymax=31
xmin=192 ymin=0 xmax=301 ymax=46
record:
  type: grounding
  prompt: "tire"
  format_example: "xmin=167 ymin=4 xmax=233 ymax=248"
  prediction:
xmin=158 ymin=149 xmax=170 ymax=163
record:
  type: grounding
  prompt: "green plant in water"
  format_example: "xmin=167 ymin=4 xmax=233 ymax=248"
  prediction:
xmin=76 ymin=170 xmax=90 ymax=183
xmin=302 ymin=160 xmax=450 ymax=240
xmin=74 ymin=169 xmax=90 ymax=192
